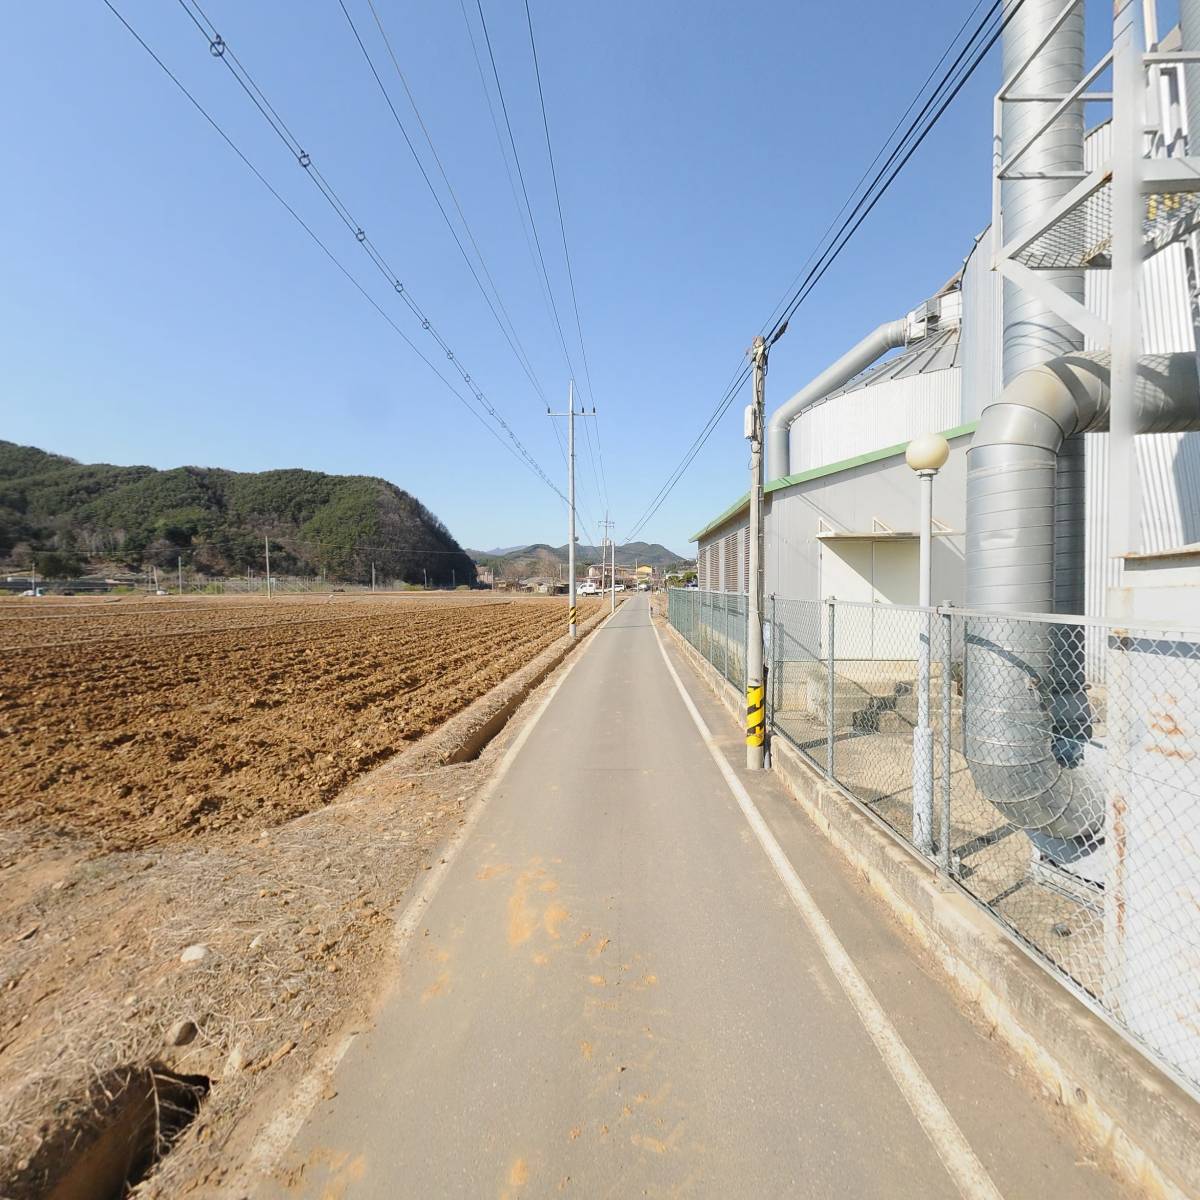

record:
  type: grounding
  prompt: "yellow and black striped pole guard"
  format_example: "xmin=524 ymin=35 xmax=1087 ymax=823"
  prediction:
xmin=746 ymin=683 xmax=765 ymax=747
xmin=568 ymin=605 xmax=577 ymax=627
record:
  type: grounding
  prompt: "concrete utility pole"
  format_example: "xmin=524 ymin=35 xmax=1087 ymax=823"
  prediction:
xmin=745 ymin=336 xmax=768 ymax=769
xmin=568 ymin=385 xmax=576 ymax=635
xmin=264 ymin=537 xmax=272 ymax=599
xmin=550 ymin=387 xmax=596 ymax=638
xmin=178 ymin=556 xmax=183 ymax=596
xmin=598 ymin=516 xmax=616 ymax=614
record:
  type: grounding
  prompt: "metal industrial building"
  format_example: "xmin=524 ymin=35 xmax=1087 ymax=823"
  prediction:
xmin=693 ymin=116 xmax=1200 ymax=616
xmin=677 ymin=0 xmax=1200 ymax=1102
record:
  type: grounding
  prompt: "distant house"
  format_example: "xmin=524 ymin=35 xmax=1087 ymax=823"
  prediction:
xmin=519 ymin=575 xmax=567 ymax=595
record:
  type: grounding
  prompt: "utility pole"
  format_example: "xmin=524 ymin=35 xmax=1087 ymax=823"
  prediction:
xmin=264 ymin=536 xmax=272 ymax=600
xmin=371 ymin=561 xmax=376 ymax=593
xmin=746 ymin=336 xmax=768 ymax=769
xmin=178 ymin=556 xmax=183 ymax=596
xmin=567 ymin=384 xmax=576 ymax=635
xmin=550 ymin=385 xmax=596 ymax=638
xmin=598 ymin=516 xmax=616 ymax=614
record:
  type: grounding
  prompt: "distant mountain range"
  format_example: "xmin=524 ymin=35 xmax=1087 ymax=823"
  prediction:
xmin=0 ymin=440 xmax=476 ymax=586
xmin=467 ymin=540 xmax=692 ymax=581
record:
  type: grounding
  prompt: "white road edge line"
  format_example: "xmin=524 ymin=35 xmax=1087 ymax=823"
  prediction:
xmin=237 ymin=609 xmax=617 ymax=1192
xmin=651 ymin=620 xmax=1004 ymax=1200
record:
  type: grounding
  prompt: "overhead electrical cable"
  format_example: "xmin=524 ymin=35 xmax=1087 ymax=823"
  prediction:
xmin=621 ymin=364 xmax=752 ymax=544
xmin=103 ymin=0 xmax=562 ymax=501
xmin=457 ymin=0 xmax=561 ymax=355
xmin=336 ymin=0 xmax=549 ymax=405
xmin=547 ymin=413 xmax=600 ymax=537
xmin=756 ymin=0 xmax=994 ymax=337
xmin=621 ymin=0 xmax=1026 ymax=543
xmin=765 ymin=0 xmax=1022 ymax=342
xmin=522 ymin=0 xmax=594 ymax=400
xmin=167 ymin=0 xmax=564 ymax=499
xmin=522 ymin=0 xmax=613 ymax=517
xmin=472 ymin=0 xmax=581 ymax=386
xmin=580 ymin=416 xmax=606 ymax=524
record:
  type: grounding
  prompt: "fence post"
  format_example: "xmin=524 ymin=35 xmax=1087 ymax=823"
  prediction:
xmin=770 ymin=594 xmax=778 ymax=728
xmin=715 ymin=595 xmax=724 ymax=681
xmin=825 ymin=599 xmax=836 ymax=779
xmin=939 ymin=607 xmax=954 ymax=875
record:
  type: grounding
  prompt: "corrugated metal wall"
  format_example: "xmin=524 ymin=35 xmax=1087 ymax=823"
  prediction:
xmin=1080 ymin=120 xmax=1200 ymax=624
xmin=788 ymin=369 xmax=963 ymax=473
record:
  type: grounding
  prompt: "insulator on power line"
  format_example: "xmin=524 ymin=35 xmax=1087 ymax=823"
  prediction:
xmin=298 ymin=151 xmax=311 ymax=168
xmin=209 ymin=35 xmax=225 ymax=57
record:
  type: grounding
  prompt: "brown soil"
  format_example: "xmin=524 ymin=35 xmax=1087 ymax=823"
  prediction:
xmin=0 ymin=592 xmax=603 ymax=1197
xmin=0 ymin=593 xmax=597 ymax=851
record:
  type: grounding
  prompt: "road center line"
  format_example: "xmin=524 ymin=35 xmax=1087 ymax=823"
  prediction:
xmin=651 ymin=620 xmax=1004 ymax=1200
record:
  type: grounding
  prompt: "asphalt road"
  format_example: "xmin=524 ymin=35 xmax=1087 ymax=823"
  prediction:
xmin=257 ymin=595 xmax=1124 ymax=1199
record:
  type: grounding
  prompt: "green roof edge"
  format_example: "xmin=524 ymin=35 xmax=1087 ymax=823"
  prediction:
xmin=688 ymin=421 xmax=978 ymax=543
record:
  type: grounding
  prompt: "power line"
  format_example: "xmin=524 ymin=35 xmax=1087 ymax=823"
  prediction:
xmin=522 ymin=0 xmax=612 ymax=516
xmin=756 ymin=0 xmax=994 ymax=338
xmin=457 ymin=0 xmax=560 ymax=358
xmin=766 ymin=0 xmax=1021 ymax=342
xmin=472 ymin=0 xmax=580 ymax=385
xmin=336 ymin=0 xmax=549 ymax=405
xmin=622 ymin=0 xmax=1024 ymax=543
xmin=547 ymin=410 xmax=599 ymax=537
xmin=101 ymin=0 xmax=554 ymax=500
xmin=170 ymin=0 xmax=564 ymax=500
xmin=523 ymin=0 xmax=592 ymax=399
xmin=621 ymin=363 xmax=751 ymax=544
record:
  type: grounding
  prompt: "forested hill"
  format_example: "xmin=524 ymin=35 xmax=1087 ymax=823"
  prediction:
xmin=0 ymin=441 xmax=476 ymax=586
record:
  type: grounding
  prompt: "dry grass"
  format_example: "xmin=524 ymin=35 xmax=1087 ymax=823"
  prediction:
xmin=0 ymin=756 xmax=481 ymax=1197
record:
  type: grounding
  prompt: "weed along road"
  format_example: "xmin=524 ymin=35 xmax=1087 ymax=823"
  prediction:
xmin=258 ymin=596 xmax=1123 ymax=1199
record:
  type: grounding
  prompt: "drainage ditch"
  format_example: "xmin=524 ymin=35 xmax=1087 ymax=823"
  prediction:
xmin=15 ymin=1065 xmax=211 ymax=1200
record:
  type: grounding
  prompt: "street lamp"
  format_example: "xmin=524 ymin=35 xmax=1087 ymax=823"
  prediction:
xmin=905 ymin=432 xmax=949 ymax=855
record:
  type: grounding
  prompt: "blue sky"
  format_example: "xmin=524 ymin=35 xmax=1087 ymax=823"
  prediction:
xmin=4 ymin=1 xmax=1025 ymax=556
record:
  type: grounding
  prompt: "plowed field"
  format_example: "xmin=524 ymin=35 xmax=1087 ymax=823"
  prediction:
xmin=0 ymin=594 xmax=596 ymax=851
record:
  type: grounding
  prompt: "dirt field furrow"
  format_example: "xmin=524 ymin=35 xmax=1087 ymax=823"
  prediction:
xmin=0 ymin=594 xmax=597 ymax=851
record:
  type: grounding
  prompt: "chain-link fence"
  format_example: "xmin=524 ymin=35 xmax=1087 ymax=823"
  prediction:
xmin=667 ymin=589 xmax=1200 ymax=1098
xmin=667 ymin=588 xmax=748 ymax=690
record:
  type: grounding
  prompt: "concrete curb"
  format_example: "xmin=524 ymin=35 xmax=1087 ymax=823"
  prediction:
xmin=387 ymin=603 xmax=618 ymax=774
xmin=660 ymin=616 xmax=1200 ymax=1200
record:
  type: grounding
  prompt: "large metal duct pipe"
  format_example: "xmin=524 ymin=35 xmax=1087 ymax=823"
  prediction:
xmin=1000 ymin=0 xmax=1086 ymax=383
xmin=994 ymin=0 xmax=1089 ymax=856
xmin=965 ymin=352 xmax=1200 ymax=858
xmin=765 ymin=318 xmax=908 ymax=481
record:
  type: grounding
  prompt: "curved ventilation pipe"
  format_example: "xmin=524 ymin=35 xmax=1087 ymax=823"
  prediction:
xmin=985 ymin=0 xmax=1087 ymax=863
xmin=765 ymin=318 xmax=908 ymax=481
xmin=965 ymin=353 xmax=1200 ymax=860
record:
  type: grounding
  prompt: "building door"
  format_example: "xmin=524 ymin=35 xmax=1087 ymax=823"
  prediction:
xmin=819 ymin=538 xmax=919 ymax=659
